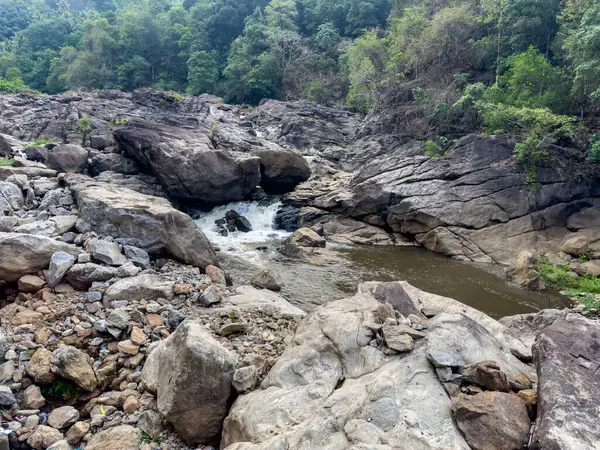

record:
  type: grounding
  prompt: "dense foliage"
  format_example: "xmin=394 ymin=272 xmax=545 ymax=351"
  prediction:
xmin=0 ymin=0 xmax=599 ymax=160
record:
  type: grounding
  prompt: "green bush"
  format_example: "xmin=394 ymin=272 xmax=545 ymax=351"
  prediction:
xmin=424 ymin=140 xmax=444 ymax=157
xmin=0 ymin=76 xmax=34 ymax=94
xmin=585 ymin=134 xmax=600 ymax=164
xmin=77 ymin=117 xmax=92 ymax=146
xmin=537 ymin=259 xmax=600 ymax=309
xmin=0 ymin=158 xmax=13 ymax=167
xmin=31 ymin=139 xmax=56 ymax=147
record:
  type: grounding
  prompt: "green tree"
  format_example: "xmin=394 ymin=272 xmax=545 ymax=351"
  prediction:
xmin=187 ymin=51 xmax=219 ymax=94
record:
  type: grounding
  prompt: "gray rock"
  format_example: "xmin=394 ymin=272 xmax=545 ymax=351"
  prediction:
xmin=374 ymin=282 xmax=422 ymax=317
xmin=46 ymin=144 xmax=88 ymax=173
xmin=141 ymin=321 xmax=236 ymax=445
xmin=91 ymin=240 xmax=128 ymax=266
xmin=251 ymin=269 xmax=284 ymax=291
xmin=0 ymin=385 xmax=16 ymax=405
xmin=47 ymin=251 xmax=76 ymax=287
xmin=66 ymin=263 xmax=118 ymax=290
xmin=24 ymin=145 xmax=48 ymax=162
xmin=0 ymin=233 xmax=79 ymax=282
xmin=382 ymin=324 xmax=415 ymax=352
xmin=0 ymin=135 xmax=12 ymax=157
xmin=199 ymin=285 xmax=221 ymax=306
xmin=19 ymin=384 xmax=45 ymax=409
xmin=27 ymin=425 xmax=64 ymax=450
xmin=85 ymin=425 xmax=141 ymax=450
xmin=88 ymin=153 xmax=139 ymax=176
xmin=0 ymin=181 xmax=24 ymax=210
xmin=67 ymin=174 xmax=217 ymax=269
xmin=256 ymin=149 xmax=311 ymax=194
xmin=107 ymin=309 xmax=130 ymax=330
xmin=47 ymin=440 xmax=75 ymax=450
xmin=122 ymin=245 xmax=151 ymax=268
xmin=103 ymin=274 xmax=173 ymax=303
xmin=117 ymin=261 xmax=141 ymax=277
xmin=47 ymin=406 xmax=80 ymax=429
xmin=138 ymin=410 xmax=164 ymax=440
xmin=232 ymin=366 xmax=258 ymax=393
xmin=530 ymin=315 xmax=600 ymax=450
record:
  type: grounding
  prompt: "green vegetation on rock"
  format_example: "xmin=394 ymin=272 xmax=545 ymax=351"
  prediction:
xmin=537 ymin=259 xmax=600 ymax=310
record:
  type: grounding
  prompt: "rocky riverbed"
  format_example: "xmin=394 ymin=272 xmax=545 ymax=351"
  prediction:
xmin=0 ymin=89 xmax=598 ymax=450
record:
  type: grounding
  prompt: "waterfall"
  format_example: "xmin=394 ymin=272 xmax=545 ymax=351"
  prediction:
xmin=195 ymin=201 xmax=289 ymax=253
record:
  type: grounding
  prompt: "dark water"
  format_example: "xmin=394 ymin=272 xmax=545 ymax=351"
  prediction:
xmin=336 ymin=246 xmax=569 ymax=319
xmin=220 ymin=243 xmax=569 ymax=319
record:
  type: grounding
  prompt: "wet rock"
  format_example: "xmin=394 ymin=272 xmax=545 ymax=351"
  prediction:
xmin=47 ymin=251 xmax=76 ymax=287
xmin=141 ymin=321 xmax=236 ymax=445
xmin=256 ymin=149 xmax=311 ymax=194
xmin=50 ymin=346 xmax=97 ymax=392
xmin=530 ymin=314 xmax=600 ymax=449
xmin=20 ymin=384 xmax=45 ymax=409
xmin=0 ymin=233 xmax=79 ymax=282
xmin=46 ymin=144 xmax=88 ymax=173
xmin=48 ymin=406 xmax=79 ymax=429
xmin=288 ymin=227 xmax=325 ymax=248
xmin=251 ymin=269 xmax=284 ymax=291
xmin=69 ymin=175 xmax=218 ymax=268
xmin=103 ymin=274 xmax=174 ymax=303
xmin=18 ymin=275 xmax=46 ymax=293
xmin=451 ymin=392 xmax=530 ymax=450
xmin=27 ymin=348 xmax=56 ymax=383
xmin=91 ymin=240 xmax=128 ymax=266
xmin=561 ymin=235 xmax=590 ymax=256
xmin=66 ymin=263 xmax=118 ymax=290
xmin=233 ymin=366 xmax=258 ymax=393
xmin=27 ymin=425 xmax=64 ymax=450
xmin=86 ymin=424 xmax=141 ymax=450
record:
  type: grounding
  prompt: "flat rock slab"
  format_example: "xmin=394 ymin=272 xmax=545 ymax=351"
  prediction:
xmin=531 ymin=315 xmax=600 ymax=450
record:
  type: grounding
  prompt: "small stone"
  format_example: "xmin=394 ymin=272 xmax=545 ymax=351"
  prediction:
xmin=107 ymin=309 xmax=130 ymax=330
xmin=12 ymin=310 xmax=43 ymax=326
xmin=85 ymin=424 xmax=141 ymax=450
xmin=0 ymin=385 xmax=16 ymax=405
xmin=27 ymin=425 xmax=64 ymax=450
xmin=220 ymin=322 xmax=248 ymax=337
xmin=517 ymin=389 xmax=537 ymax=406
xmin=205 ymin=265 xmax=226 ymax=285
xmin=232 ymin=365 xmax=258 ymax=393
xmin=19 ymin=384 xmax=45 ymax=409
xmin=117 ymin=340 xmax=139 ymax=356
xmin=91 ymin=240 xmax=128 ymax=266
xmin=50 ymin=346 xmax=97 ymax=392
xmin=146 ymin=314 xmax=164 ymax=328
xmin=130 ymin=327 xmax=147 ymax=346
xmin=251 ymin=269 xmax=284 ymax=291
xmin=123 ymin=395 xmax=139 ymax=414
xmin=138 ymin=410 xmax=164 ymax=441
xmin=87 ymin=291 xmax=102 ymax=302
xmin=66 ymin=421 xmax=90 ymax=444
xmin=199 ymin=285 xmax=221 ymax=306
xmin=427 ymin=351 xmax=460 ymax=368
xmin=117 ymin=262 xmax=141 ymax=278
xmin=382 ymin=324 xmax=415 ymax=352
xmin=47 ymin=439 xmax=74 ymax=450
xmin=47 ymin=251 xmax=76 ymax=287
xmin=48 ymin=406 xmax=80 ymax=429
xmin=173 ymin=283 xmax=191 ymax=295
xmin=0 ymin=360 xmax=15 ymax=383
xmin=18 ymin=275 xmax=46 ymax=293
xmin=27 ymin=348 xmax=56 ymax=383
xmin=561 ymin=235 xmax=590 ymax=256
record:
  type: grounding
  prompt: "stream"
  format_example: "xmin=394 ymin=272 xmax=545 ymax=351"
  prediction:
xmin=195 ymin=201 xmax=569 ymax=319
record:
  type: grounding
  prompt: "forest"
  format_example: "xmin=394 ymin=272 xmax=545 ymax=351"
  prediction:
xmin=0 ymin=0 xmax=599 ymax=162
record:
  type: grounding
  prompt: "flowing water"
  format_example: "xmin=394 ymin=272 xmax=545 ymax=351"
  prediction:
xmin=195 ymin=202 xmax=569 ymax=319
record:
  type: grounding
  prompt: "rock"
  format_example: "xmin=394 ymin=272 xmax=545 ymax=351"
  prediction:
xmin=0 ymin=385 xmax=16 ymax=405
xmin=256 ymin=149 xmax=311 ymax=194
xmin=27 ymin=425 xmax=64 ymax=450
xmin=382 ymin=324 xmax=414 ymax=352
xmin=18 ymin=275 xmax=46 ymax=293
xmin=205 ymin=265 xmax=226 ymax=285
xmin=221 ymin=284 xmax=470 ymax=450
xmin=138 ymin=410 xmax=164 ymax=441
xmin=103 ymin=274 xmax=174 ymax=303
xmin=66 ymin=421 xmax=90 ymax=444
xmin=90 ymin=135 xmax=113 ymax=150
xmin=141 ymin=321 xmax=237 ymax=445
xmin=581 ymin=260 xmax=600 ymax=277
xmin=88 ymin=153 xmax=139 ymax=176
xmin=47 ymin=406 xmax=80 ymax=429
xmin=46 ymin=144 xmax=88 ymax=173
xmin=123 ymin=245 xmax=151 ymax=268
xmin=114 ymin=119 xmax=260 ymax=203
xmin=107 ymin=308 xmax=130 ymax=330
xmin=225 ymin=285 xmax=307 ymax=318
xmin=123 ymin=395 xmax=139 ymax=414
xmin=506 ymin=249 xmax=546 ymax=291
xmin=463 ymin=360 xmax=510 ymax=392
xmin=199 ymin=285 xmax=221 ymax=306
xmin=47 ymin=440 xmax=74 ymax=450
xmin=131 ymin=326 xmax=147 ymax=345
xmin=47 ymin=251 xmax=76 ymax=287
xmin=0 ymin=233 xmax=79 ymax=282
xmin=251 ymin=269 xmax=284 ymax=291
xmin=0 ymin=361 xmax=14 ymax=383
xmin=220 ymin=322 xmax=248 ymax=337
xmin=50 ymin=346 xmax=97 ymax=392
xmin=27 ymin=348 xmax=56 ymax=383
xmin=233 ymin=366 xmax=258 ymax=393
xmin=374 ymin=282 xmax=423 ymax=317
xmin=91 ymin=240 xmax=128 ymax=266
xmin=518 ymin=389 xmax=537 ymax=406
xmin=0 ymin=135 xmax=12 ymax=157
xmin=530 ymin=314 xmax=600 ymax=449
xmin=20 ymin=384 xmax=45 ymax=409
xmin=117 ymin=340 xmax=139 ymax=355
xmin=561 ymin=235 xmax=590 ymax=256
xmin=25 ymin=145 xmax=48 ymax=162
xmin=68 ymin=175 xmax=218 ymax=268
xmin=12 ymin=309 xmax=43 ymax=325
xmin=288 ymin=227 xmax=326 ymax=248
xmin=66 ymin=263 xmax=118 ymax=290
xmin=452 ymin=392 xmax=530 ymax=450
xmin=117 ymin=261 xmax=141 ymax=277
xmin=0 ymin=181 xmax=24 ymax=210
xmin=85 ymin=425 xmax=141 ymax=450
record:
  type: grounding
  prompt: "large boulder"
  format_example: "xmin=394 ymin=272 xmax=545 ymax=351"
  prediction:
xmin=141 ymin=322 xmax=237 ymax=445
xmin=67 ymin=175 xmax=218 ymax=269
xmin=257 ymin=149 xmax=311 ymax=194
xmin=88 ymin=153 xmax=139 ymax=176
xmin=0 ymin=135 xmax=12 ymax=157
xmin=530 ymin=315 xmax=600 ymax=449
xmin=46 ymin=144 xmax=88 ymax=173
xmin=222 ymin=282 xmax=533 ymax=450
xmin=114 ymin=119 xmax=260 ymax=204
xmin=0 ymin=233 xmax=79 ymax=282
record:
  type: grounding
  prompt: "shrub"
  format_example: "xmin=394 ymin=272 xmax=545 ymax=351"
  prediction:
xmin=0 ymin=158 xmax=13 ymax=167
xmin=585 ymin=133 xmax=600 ymax=164
xmin=77 ymin=117 xmax=92 ymax=146
xmin=31 ymin=139 xmax=56 ymax=147
xmin=537 ymin=259 xmax=600 ymax=310
xmin=424 ymin=140 xmax=444 ymax=157
xmin=0 ymin=76 xmax=34 ymax=94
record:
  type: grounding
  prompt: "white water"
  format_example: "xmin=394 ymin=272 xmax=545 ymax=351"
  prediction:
xmin=195 ymin=201 xmax=290 ymax=256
